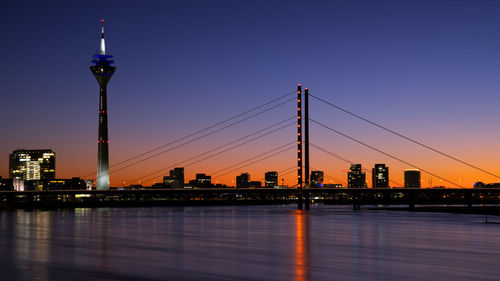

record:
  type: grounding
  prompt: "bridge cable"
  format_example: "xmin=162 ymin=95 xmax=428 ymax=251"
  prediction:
xmin=311 ymin=119 xmax=464 ymax=188
xmin=99 ymin=97 xmax=296 ymax=180
xmin=210 ymin=141 xmax=296 ymax=177
xmin=128 ymin=142 xmax=295 ymax=187
xmin=310 ymin=166 xmax=346 ymax=186
xmin=310 ymin=143 xmax=403 ymax=187
xmin=120 ymin=122 xmax=296 ymax=186
xmin=310 ymin=93 xmax=500 ymax=179
xmin=211 ymin=144 xmax=297 ymax=179
xmin=81 ymin=89 xmax=296 ymax=179
xmin=255 ymin=165 xmax=296 ymax=183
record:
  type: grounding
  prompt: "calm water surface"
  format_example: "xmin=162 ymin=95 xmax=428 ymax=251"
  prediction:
xmin=0 ymin=205 xmax=499 ymax=281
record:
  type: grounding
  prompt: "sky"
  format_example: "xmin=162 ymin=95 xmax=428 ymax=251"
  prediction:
xmin=1 ymin=0 xmax=500 ymax=187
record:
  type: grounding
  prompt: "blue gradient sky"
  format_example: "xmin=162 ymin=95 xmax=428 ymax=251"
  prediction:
xmin=1 ymin=0 xmax=500 ymax=187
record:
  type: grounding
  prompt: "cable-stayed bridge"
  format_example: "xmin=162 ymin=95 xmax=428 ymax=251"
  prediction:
xmin=3 ymin=84 xmax=500 ymax=210
xmin=84 ymin=84 xmax=498 ymax=189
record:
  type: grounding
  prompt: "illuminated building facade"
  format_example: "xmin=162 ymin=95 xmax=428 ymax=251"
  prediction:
xmin=90 ymin=20 xmax=115 ymax=190
xmin=9 ymin=149 xmax=55 ymax=181
xmin=163 ymin=167 xmax=185 ymax=188
xmin=189 ymin=173 xmax=211 ymax=188
xmin=310 ymin=171 xmax=324 ymax=187
xmin=404 ymin=169 xmax=421 ymax=188
xmin=372 ymin=164 xmax=389 ymax=188
xmin=265 ymin=171 xmax=278 ymax=188
xmin=348 ymin=164 xmax=366 ymax=188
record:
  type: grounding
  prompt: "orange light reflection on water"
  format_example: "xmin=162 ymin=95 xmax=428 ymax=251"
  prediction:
xmin=294 ymin=210 xmax=309 ymax=281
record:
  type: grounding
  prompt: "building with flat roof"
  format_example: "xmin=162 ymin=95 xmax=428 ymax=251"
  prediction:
xmin=310 ymin=171 xmax=324 ymax=187
xmin=189 ymin=173 xmax=211 ymax=188
xmin=265 ymin=171 xmax=278 ymax=188
xmin=348 ymin=164 xmax=366 ymax=188
xmin=404 ymin=169 xmax=421 ymax=188
xmin=163 ymin=167 xmax=184 ymax=188
xmin=236 ymin=173 xmax=250 ymax=188
xmin=372 ymin=164 xmax=389 ymax=188
xmin=9 ymin=149 xmax=55 ymax=181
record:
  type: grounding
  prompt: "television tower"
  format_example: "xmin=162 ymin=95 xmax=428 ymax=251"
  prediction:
xmin=90 ymin=19 xmax=115 ymax=190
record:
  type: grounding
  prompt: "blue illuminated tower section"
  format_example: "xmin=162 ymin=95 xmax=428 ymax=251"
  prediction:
xmin=90 ymin=20 xmax=115 ymax=190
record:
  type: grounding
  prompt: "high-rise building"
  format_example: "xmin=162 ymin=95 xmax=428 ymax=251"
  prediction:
xmin=9 ymin=149 xmax=55 ymax=181
xmin=265 ymin=171 xmax=278 ymax=188
xmin=348 ymin=164 xmax=366 ymax=188
xmin=163 ymin=167 xmax=184 ymax=188
xmin=310 ymin=171 xmax=324 ymax=187
xmin=236 ymin=173 xmax=250 ymax=188
xmin=404 ymin=169 xmax=421 ymax=188
xmin=90 ymin=19 xmax=115 ymax=190
xmin=372 ymin=164 xmax=389 ymax=188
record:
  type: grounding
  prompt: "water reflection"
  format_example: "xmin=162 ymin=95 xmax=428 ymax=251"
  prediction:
xmin=294 ymin=210 xmax=310 ymax=281
xmin=2 ymin=206 xmax=500 ymax=281
xmin=13 ymin=211 xmax=52 ymax=281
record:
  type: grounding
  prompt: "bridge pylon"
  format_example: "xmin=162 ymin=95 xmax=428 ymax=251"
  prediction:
xmin=297 ymin=84 xmax=303 ymax=210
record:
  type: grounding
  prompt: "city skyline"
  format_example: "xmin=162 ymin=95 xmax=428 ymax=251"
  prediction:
xmin=2 ymin=0 xmax=500 ymax=187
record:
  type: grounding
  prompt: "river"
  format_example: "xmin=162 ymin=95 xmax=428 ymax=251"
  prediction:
xmin=0 ymin=205 xmax=499 ymax=281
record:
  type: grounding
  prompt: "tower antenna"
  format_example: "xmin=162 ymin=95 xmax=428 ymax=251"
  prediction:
xmin=100 ymin=19 xmax=106 ymax=55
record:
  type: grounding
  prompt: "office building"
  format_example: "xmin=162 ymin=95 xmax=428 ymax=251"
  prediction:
xmin=310 ymin=171 xmax=324 ymax=187
xmin=236 ymin=173 xmax=250 ymax=188
xmin=163 ymin=167 xmax=184 ymax=188
xmin=348 ymin=164 xmax=366 ymax=188
xmin=9 ymin=149 xmax=55 ymax=181
xmin=265 ymin=171 xmax=278 ymax=188
xmin=404 ymin=169 xmax=421 ymax=188
xmin=189 ymin=173 xmax=211 ymax=188
xmin=90 ymin=20 xmax=116 ymax=190
xmin=372 ymin=164 xmax=389 ymax=188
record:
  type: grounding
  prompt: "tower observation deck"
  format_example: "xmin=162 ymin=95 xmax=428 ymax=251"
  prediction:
xmin=90 ymin=19 xmax=115 ymax=190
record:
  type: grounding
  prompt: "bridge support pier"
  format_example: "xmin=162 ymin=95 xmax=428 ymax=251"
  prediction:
xmin=304 ymin=191 xmax=310 ymax=210
xmin=298 ymin=193 xmax=303 ymax=210
xmin=466 ymin=191 xmax=472 ymax=208
xmin=408 ymin=193 xmax=415 ymax=209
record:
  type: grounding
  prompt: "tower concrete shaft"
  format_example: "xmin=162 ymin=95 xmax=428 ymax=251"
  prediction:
xmin=90 ymin=20 xmax=115 ymax=190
